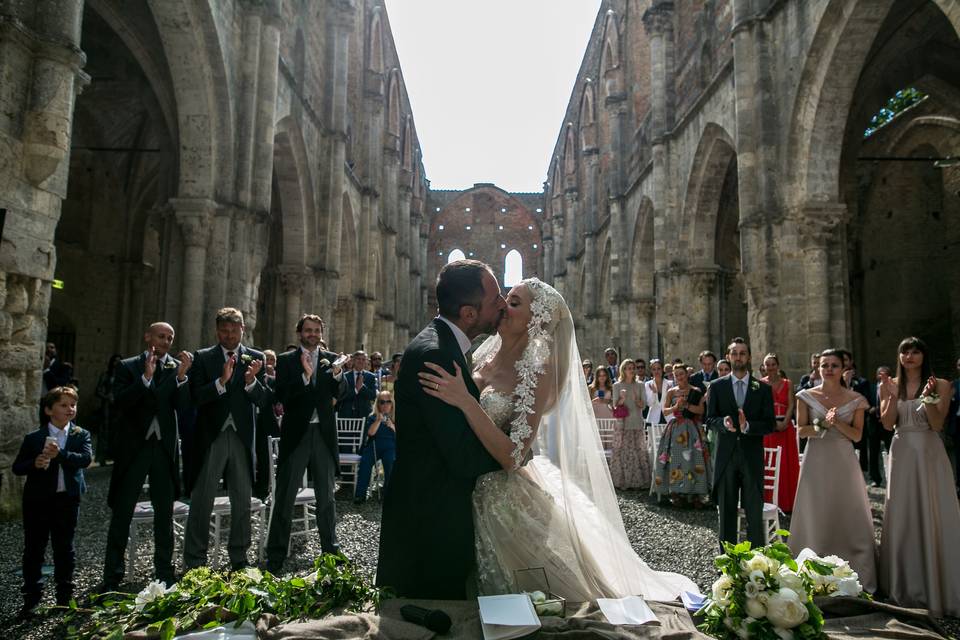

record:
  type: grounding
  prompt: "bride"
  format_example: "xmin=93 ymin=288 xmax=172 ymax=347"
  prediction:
xmin=417 ymin=278 xmax=697 ymax=601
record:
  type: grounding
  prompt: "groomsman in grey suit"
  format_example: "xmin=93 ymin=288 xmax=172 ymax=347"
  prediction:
xmin=184 ymin=307 xmax=267 ymax=571
xmin=265 ymin=314 xmax=345 ymax=575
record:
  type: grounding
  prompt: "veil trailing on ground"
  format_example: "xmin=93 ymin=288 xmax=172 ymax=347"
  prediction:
xmin=472 ymin=278 xmax=696 ymax=600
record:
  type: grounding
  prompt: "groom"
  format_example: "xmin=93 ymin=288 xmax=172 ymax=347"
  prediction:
xmin=377 ymin=260 xmax=505 ymax=599
xmin=705 ymin=337 xmax=775 ymax=549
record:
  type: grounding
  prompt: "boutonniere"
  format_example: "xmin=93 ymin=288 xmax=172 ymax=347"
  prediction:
xmin=318 ymin=358 xmax=331 ymax=368
xmin=70 ymin=425 xmax=82 ymax=436
xmin=750 ymin=380 xmax=760 ymax=391
xmin=240 ymin=354 xmax=252 ymax=364
xmin=163 ymin=360 xmax=177 ymax=370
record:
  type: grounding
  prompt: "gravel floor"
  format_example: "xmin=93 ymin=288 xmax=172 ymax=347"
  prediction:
xmin=1 ymin=466 xmax=957 ymax=638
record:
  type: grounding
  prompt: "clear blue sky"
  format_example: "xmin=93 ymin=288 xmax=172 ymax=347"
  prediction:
xmin=382 ymin=1 xmax=602 ymax=193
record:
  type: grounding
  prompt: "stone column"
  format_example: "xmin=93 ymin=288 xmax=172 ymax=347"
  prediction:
xmin=686 ymin=270 xmax=717 ymax=359
xmin=642 ymin=0 xmax=676 ymax=277
xmin=798 ymin=207 xmax=843 ymax=354
xmin=322 ymin=2 xmax=356 ymax=275
xmin=279 ymin=265 xmax=308 ymax=341
xmin=173 ymin=199 xmax=215 ymax=350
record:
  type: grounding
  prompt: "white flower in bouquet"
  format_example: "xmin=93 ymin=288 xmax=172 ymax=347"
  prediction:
xmin=833 ymin=577 xmax=862 ymax=597
xmin=736 ymin=620 xmax=751 ymax=640
xmin=321 ymin=575 xmax=333 ymax=587
xmin=748 ymin=569 xmax=767 ymax=590
xmin=918 ymin=392 xmax=940 ymax=413
xmin=812 ymin=417 xmax=825 ymax=435
xmin=744 ymin=580 xmax=762 ymax=599
xmin=712 ymin=575 xmax=735 ymax=607
xmin=821 ymin=555 xmax=856 ymax=578
xmin=765 ymin=588 xmax=810 ymax=629
xmin=135 ymin=580 xmax=172 ymax=611
xmin=304 ymin=570 xmax=318 ymax=585
xmin=242 ymin=567 xmax=263 ymax=584
xmin=741 ymin=553 xmax=769 ymax=574
xmin=745 ymin=596 xmax=767 ymax=618
xmin=777 ymin=567 xmax=807 ymax=599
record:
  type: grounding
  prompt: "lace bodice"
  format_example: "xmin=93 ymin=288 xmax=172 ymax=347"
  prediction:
xmin=480 ymin=387 xmax=514 ymax=434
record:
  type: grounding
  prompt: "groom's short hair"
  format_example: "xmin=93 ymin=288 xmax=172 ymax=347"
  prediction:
xmin=437 ymin=259 xmax=489 ymax=319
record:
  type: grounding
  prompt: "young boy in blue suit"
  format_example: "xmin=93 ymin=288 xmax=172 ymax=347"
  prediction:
xmin=12 ymin=386 xmax=92 ymax=616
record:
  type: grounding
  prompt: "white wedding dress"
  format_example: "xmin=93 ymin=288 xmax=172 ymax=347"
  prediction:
xmin=469 ymin=279 xmax=697 ymax=603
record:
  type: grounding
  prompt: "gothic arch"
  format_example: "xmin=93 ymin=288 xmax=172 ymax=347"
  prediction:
xmin=147 ymin=0 xmax=234 ymax=199
xmin=600 ymin=10 xmax=624 ymax=98
xmin=272 ymin=117 xmax=315 ymax=267
xmin=386 ymin=69 xmax=402 ymax=139
xmin=629 ymin=198 xmax=655 ymax=299
xmin=680 ymin=123 xmax=737 ymax=265
xmin=563 ymin=124 xmax=577 ymax=177
xmin=781 ymin=0 xmax=960 ymax=207
xmin=368 ymin=7 xmax=385 ymax=73
xmin=402 ymin=116 xmax=413 ymax=171
xmin=580 ymin=80 xmax=597 ymax=150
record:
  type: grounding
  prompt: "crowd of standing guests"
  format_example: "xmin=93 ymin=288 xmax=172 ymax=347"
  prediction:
xmin=585 ymin=337 xmax=960 ymax=616
xmin=14 ymin=309 xmax=406 ymax=617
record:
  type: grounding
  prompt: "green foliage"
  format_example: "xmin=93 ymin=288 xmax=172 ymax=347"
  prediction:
xmin=62 ymin=554 xmax=385 ymax=640
xmin=864 ymin=88 xmax=926 ymax=137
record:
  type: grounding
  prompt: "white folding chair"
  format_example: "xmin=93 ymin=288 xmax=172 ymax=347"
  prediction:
xmin=126 ymin=491 xmax=190 ymax=582
xmin=646 ymin=422 xmax=666 ymax=496
xmin=738 ymin=446 xmax=783 ymax=544
xmin=595 ymin=418 xmax=618 ymax=461
xmin=265 ymin=436 xmax=317 ymax=557
xmin=336 ymin=417 xmax=366 ymax=494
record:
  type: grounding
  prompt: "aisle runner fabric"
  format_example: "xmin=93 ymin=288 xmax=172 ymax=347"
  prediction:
xmin=123 ymin=596 xmax=950 ymax=639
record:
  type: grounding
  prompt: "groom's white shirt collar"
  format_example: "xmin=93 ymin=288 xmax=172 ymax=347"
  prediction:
xmin=436 ymin=316 xmax=472 ymax=355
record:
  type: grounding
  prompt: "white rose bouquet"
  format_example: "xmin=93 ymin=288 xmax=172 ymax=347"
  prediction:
xmin=699 ymin=536 xmax=868 ymax=639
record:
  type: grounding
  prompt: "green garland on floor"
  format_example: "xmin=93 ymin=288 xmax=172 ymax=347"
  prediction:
xmin=63 ymin=554 xmax=384 ymax=640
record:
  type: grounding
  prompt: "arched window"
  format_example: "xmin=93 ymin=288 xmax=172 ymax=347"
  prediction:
xmin=504 ymin=250 xmax=523 ymax=286
xmin=447 ymin=248 xmax=466 ymax=264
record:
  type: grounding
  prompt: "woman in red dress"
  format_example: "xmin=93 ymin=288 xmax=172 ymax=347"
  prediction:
xmin=760 ymin=353 xmax=800 ymax=512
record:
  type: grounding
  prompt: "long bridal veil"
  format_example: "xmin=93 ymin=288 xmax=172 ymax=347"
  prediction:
xmin=473 ymin=279 xmax=697 ymax=600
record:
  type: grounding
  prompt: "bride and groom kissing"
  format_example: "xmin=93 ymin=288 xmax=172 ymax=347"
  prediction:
xmin=376 ymin=259 xmax=696 ymax=602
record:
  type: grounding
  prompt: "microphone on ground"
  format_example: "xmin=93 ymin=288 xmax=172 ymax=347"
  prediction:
xmin=400 ymin=604 xmax=452 ymax=634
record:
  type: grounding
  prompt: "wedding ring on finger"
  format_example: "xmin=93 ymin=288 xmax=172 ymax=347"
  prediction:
xmin=435 ymin=383 xmax=440 ymax=391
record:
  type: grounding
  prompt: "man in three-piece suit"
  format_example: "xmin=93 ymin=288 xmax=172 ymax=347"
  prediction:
xmin=377 ymin=259 xmax=505 ymax=599
xmin=100 ymin=323 xmax=192 ymax=590
xmin=706 ymin=337 xmax=776 ymax=549
xmin=338 ymin=351 xmax=379 ymax=419
xmin=689 ymin=350 xmax=719 ymax=393
xmin=184 ymin=307 xmax=267 ymax=571
xmin=13 ymin=386 xmax=92 ymax=614
xmin=265 ymin=314 xmax=345 ymax=574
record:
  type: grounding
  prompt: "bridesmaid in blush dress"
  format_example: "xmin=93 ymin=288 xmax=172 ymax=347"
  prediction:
xmin=878 ymin=337 xmax=960 ymax=617
xmin=760 ymin=354 xmax=799 ymax=512
xmin=789 ymin=349 xmax=877 ymax=593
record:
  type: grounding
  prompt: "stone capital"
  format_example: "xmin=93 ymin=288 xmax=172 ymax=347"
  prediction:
xmin=329 ymin=0 xmax=357 ymax=30
xmin=793 ymin=202 xmax=848 ymax=249
xmin=171 ymin=198 xmax=216 ymax=248
xmin=278 ymin=265 xmax=309 ymax=296
xmin=642 ymin=1 xmax=674 ymax=36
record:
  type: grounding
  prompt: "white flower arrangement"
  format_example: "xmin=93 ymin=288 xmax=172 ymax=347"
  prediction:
xmin=699 ymin=537 xmax=868 ymax=640
xmin=811 ymin=418 xmax=825 ymax=437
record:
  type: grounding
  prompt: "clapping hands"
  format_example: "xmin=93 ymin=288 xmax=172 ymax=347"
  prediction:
xmin=244 ymin=358 xmax=263 ymax=385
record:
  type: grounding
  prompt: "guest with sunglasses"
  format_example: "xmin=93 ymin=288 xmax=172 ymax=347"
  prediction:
xmin=354 ymin=390 xmax=398 ymax=504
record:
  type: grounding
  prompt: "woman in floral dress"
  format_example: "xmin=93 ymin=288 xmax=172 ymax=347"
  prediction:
xmin=653 ymin=364 xmax=711 ymax=507
xmin=610 ymin=359 xmax=649 ymax=489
